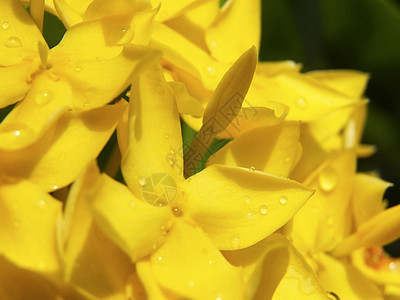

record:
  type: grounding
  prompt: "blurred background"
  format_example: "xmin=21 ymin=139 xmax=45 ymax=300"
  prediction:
xmin=259 ymin=0 xmax=400 ymax=254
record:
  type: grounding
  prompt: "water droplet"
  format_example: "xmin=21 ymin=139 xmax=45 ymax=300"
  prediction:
xmin=138 ymin=177 xmax=147 ymax=186
xmin=74 ymin=65 xmax=82 ymax=72
xmin=248 ymin=212 xmax=253 ymax=217
xmin=166 ymin=153 xmax=175 ymax=166
xmin=5 ymin=36 xmax=21 ymax=48
xmin=35 ymin=90 xmax=52 ymax=106
xmin=208 ymin=260 xmax=213 ymax=265
xmin=259 ymin=205 xmax=268 ymax=215
xmin=0 ymin=123 xmax=32 ymax=142
xmin=230 ymin=236 xmax=240 ymax=248
xmin=225 ymin=189 xmax=231 ymax=193
xmin=279 ymin=195 xmax=288 ymax=205
xmin=209 ymin=40 xmax=218 ymax=48
xmin=112 ymin=26 xmax=134 ymax=44
xmin=172 ymin=207 xmax=183 ymax=217
xmin=51 ymin=185 xmax=58 ymax=191
xmin=64 ymin=56 xmax=71 ymax=64
xmin=199 ymin=192 xmax=205 ymax=197
xmin=188 ymin=281 xmax=195 ymax=288
xmin=129 ymin=201 xmax=136 ymax=208
xmin=216 ymin=296 xmax=222 ymax=300
xmin=157 ymin=256 xmax=163 ymax=262
xmin=389 ymin=262 xmax=398 ymax=270
xmin=38 ymin=199 xmax=46 ymax=207
xmin=205 ymin=66 xmax=216 ymax=76
xmin=318 ymin=166 xmax=338 ymax=192
xmin=250 ymin=166 xmax=256 ymax=171
xmin=295 ymin=97 xmax=307 ymax=109
xmin=244 ymin=196 xmax=251 ymax=204
xmin=165 ymin=133 xmax=169 ymax=139
xmin=2 ymin=22 xmax=9 ymax=30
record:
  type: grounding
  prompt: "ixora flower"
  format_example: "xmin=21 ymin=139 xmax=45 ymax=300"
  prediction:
xmin=0 ymin=0 xmax=159 ymax=150
xmin=84 ymin=48 xmax=315 ymax=298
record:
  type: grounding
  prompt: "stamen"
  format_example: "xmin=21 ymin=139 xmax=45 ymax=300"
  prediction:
xmin=38 ymin=41 xmax=50 ymax=70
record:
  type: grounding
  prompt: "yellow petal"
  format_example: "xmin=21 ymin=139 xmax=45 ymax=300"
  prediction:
xmin=121 ymin=64 xmax=184 ymax=197
xmin=184 ymin=46 xmax=257 ymax=176
xmin=0 ymin=102 xmax=127 ymax=192
xmin=0 ymin=257 xmax=60 ymax=300
xmin=292 ymin=150 xmax=356 ymax=253
xmin=304 ymin=70 xmax=369 ymax=99
xmin=352 ymin=173 xmax=392 ymax=227
xmin=215 ymin=103 xmax=289 ymax=139
xmin=0 ymin=63 xmax=32 ymax=108
xmin=63 ymin=164 xmax=137 ymax=299
xmin=51 ymin=17 xmax=161 ymax=109
xmin=168 ymin=81 xmax=204 ymax=117
xmin=0 ymin=0 xmax=45 ymax=66
xmin=226 ymin=234 xmax=329 ymax=299
xmin=0 ymin=73 xmax=71 ymax=150
xmin=54 ymin=0 xmax=93 ymax=28
xmin=182 ymin=0 xmax=219 ymax=31
xmin=208 ymin=121 xmax=301 ymax=178
xmin=150 ymin=22 xmax=229 ymax=90
xmin=205 ymin=0 xmax=261 ymax=63
xmin=0 ymin=179 xmax=61 ymax=275
xmin=246 ymin=71 xmax=361 ymax=122
xmin=316 ymin=252 xmax=383 ymax=300
xmin=184 ymin=164 xmax=314 ymax=250
xmin=150 ymin=221 xmax=246 ymax=299
xmin=151 ymin=0 xmax=202 ymax=22
xmin=331 ymin=204 xmax=400 ymax=257
xmin=88 ymin=174 xmax=173 ymax=262
xmin=84 ymin=0 xmax=150 ymax=21
xmin=290 ymin=125 xmax=330 ymax=183
xmin=352 ymin=247 xmax=400 ymax=286
xmin=136 ymin=259 xmax=175 ymax=300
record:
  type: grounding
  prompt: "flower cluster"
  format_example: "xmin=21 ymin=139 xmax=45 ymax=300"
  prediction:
xmin=0 ymin=0 xmax=398 ymax=299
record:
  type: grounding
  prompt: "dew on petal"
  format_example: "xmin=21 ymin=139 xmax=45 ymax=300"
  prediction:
xmin=205 ymin=66 xmax=216 ymax=76
xmin=188 ymin=281 xmax=195 ymax=288
xmin=111 ymin=26 xmax=134 ymax=45
xmin=165 ymin=133 xmax=169 ymax=139
xmin=259 ymin=205 xmax=268 ymax=215
xmin=1 ymin=22 xmax=9 ymax=30
xmin=0 ymin=123 xmax=32 ymax=140
xmin=5 ymin=36 xmax=22 ymax=48
xmin=209 ymin=40 xmax=218 ymax=48
xmin=37 ymin=199 xmax=46 ymax=207
xmin=225 ymin=189 xmax=231 ymax=193
xmin=74 ymin=65 xmax=82 ymax=72
xmin=166 ymin=153 xmax=175 ymax=166
xmin=318 ymin=166 xmax=338 ymax=192
xmin=230 ymin=236 xmax=240 ymax=248
xmin=171 ymin=206 xmax=183 ymax=217
xmin=279 ymin=195 xmax=288 ymax=205
xmin=129 ymin=201 xmax=136 ymax=208
xmin=35 ymin=90 xmax=52 ymax=106
xmin=208 ymin=260 xmax=213 ymax=265
xmin=157 ymin=256 xmax=163 ymax=262
xmin=250 ymin=166 xmax=256 ymax=171
xmin=295 ymin=97 xmax=307 ymax=109
xmin=138 ymin=177 xmax=147 ymax=186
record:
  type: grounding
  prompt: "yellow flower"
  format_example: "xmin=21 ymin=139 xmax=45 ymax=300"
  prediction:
xmin=86 ymin=49 xmax=314 ymax=297
xmin=0 ymin=101 xmax=127 ymax=192
xmin=0 ymin=0 xmax=159 ymax=150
